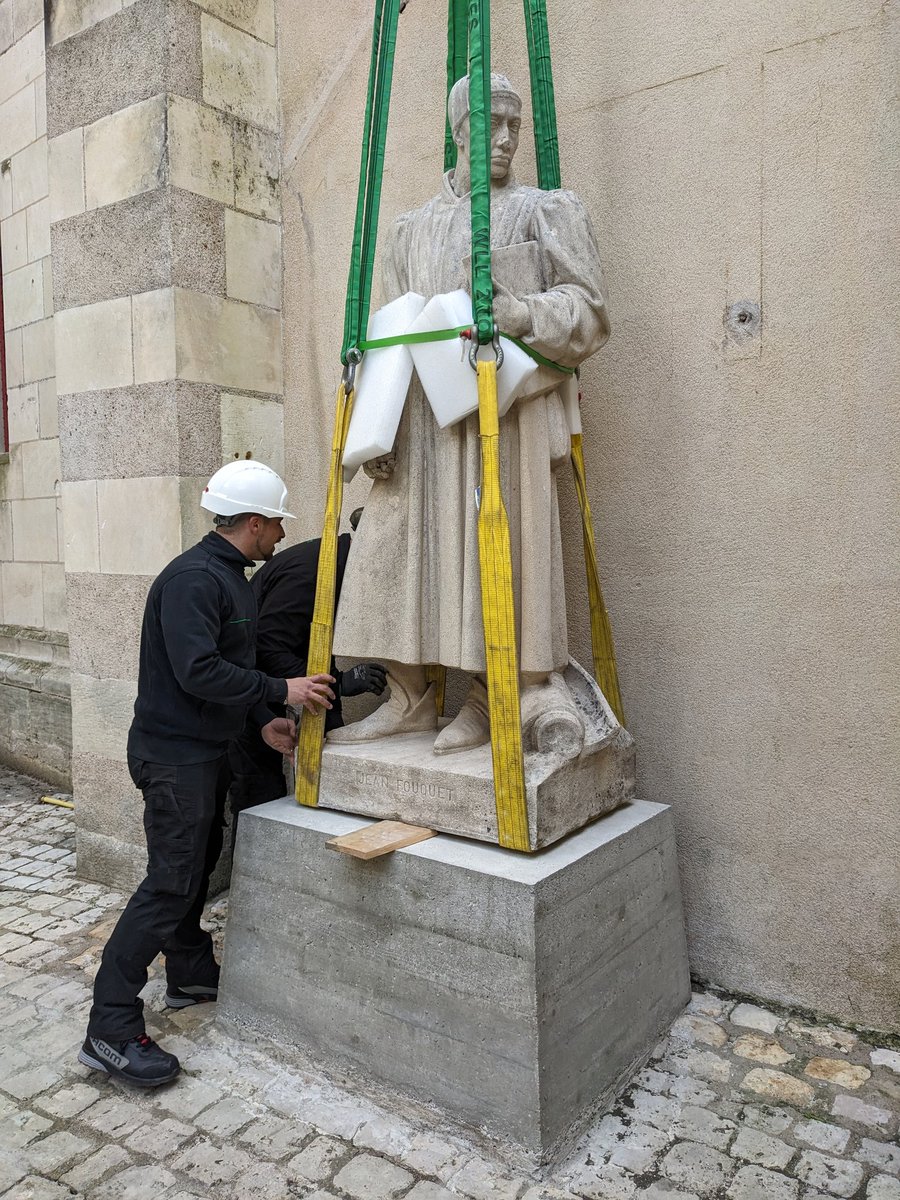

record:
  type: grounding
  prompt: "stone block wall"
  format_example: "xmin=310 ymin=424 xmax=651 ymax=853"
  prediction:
xmin=46 ymin=0 xmax=284 ymax=888
xmin=0 ymin=0 xmax=70 ymax=785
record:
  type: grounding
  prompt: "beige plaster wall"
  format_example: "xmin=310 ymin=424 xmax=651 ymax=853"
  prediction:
xmin=278 ymin=0 xmax=900 ymax=1030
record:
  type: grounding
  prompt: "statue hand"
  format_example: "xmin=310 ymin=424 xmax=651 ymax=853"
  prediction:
xmin=364 ymin=452 xmax=396 ymax=479
xmin=492 ymin=283 xmax=531 ymax=338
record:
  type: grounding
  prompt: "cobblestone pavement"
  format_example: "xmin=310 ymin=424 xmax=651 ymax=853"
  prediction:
xmin=0 ymin=767 xmax=898 ymax=1200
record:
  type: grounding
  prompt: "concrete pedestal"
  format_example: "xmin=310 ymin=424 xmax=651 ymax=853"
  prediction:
xmin=219 ymin=797 xmax=690 ymax=1159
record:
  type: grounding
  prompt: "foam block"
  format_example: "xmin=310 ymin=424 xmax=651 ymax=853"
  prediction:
xmin=343 ymin=291 xmax=426 ymax=481
xmin=407 ymin=290 xmax=538 ymax=429
xmin=562 ymin=372 xmax=582 ymax=436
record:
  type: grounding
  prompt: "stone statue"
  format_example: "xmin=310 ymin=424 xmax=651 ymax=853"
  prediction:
xmin=330 ymin=72 xmax=610 ymax=758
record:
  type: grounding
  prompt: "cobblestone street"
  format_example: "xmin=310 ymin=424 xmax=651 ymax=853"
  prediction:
xmin=0 ymin=767 xmax=897 ymax=1200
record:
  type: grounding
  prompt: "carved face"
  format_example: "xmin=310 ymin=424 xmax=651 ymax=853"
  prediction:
xmin=457 ymin=94 xmax=522 ymax=182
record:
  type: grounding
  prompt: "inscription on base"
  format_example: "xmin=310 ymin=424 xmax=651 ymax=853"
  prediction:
xmin=355 ymin=770 xmax=456 ymax=805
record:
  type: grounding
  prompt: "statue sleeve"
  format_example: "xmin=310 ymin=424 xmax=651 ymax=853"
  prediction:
xmin=380 ymin=211 xmax=413 ymax=304
xmin=519 ymin=189 xmax=611 ymax=369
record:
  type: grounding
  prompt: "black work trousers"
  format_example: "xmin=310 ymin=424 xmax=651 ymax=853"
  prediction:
xmin=87 ymin=754 xmax=230 ymax=1042
xmin=227 ymin=728 xmax=288 ymax=857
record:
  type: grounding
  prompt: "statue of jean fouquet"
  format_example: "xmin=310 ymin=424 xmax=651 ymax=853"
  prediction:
xmin=331 ymin=72 xmax=611 ymax=759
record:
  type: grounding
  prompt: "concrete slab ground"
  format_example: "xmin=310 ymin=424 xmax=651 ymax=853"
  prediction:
xmin=0 ymin=766 xmax=898 ymax=1200
xmin=220 ymin=798 xmax=691 ymax=1157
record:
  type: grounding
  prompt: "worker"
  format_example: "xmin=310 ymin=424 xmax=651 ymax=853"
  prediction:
xmin=227 ymin=508 xmax=386 ymax=845
xmin=78 ymin=461 xmax=335 ymax=1088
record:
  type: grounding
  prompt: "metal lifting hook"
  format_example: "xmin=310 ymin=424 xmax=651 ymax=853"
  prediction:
xmin=342 ymin=347 xmax=363 ymax=391
xmin=468 ymin=324 xmax=504 ymax=372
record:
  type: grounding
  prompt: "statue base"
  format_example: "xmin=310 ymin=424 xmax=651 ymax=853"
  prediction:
xmin=219 ymin=797 xmax=691 ymax=1161
xmin=319 ymin=660 xmax=635 ymax=851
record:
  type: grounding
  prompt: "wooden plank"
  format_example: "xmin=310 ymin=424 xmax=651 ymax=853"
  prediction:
xmin=326 ymin=820 xmax=436 ymax=860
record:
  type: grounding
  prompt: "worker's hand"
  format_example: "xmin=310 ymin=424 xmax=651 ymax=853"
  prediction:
xmin=285 ymin=673 xmax=335 ymax=713
xmin=363 ymin=452 xmax=396 ymax=479
xmin=341 ymin=662 xmax=388 ymax=698
xmin=261 ymin=717 xmax=297 ymax=756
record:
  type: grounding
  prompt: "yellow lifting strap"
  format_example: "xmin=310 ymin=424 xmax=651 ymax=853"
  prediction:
xmin=570 ymin=427 xmax=626 ymax=726
xmin=429 ymin=396 xmax=627 ymax=746
xmin=424 ymin=664 xmax=447 ymax=717
xmin=295 ymin=381 xmax=355 ymax=807
xmin=476 ymin=359 xmax=530 ymax=851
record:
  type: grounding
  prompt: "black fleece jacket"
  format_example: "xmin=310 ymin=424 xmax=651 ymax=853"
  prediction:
xmin=127 ymin=532 xmax=288 ymax=765
xmin=250 ymin=533 xmax=350 ymax=732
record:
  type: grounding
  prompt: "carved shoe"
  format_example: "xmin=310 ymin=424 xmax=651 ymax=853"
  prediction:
xmin=521 ymin=672 xmax=585 ymax=759
xmin=433 ymin=678 xmax=490 ymax=755
xmin=327 ymin=682 xmax=437 ymax=744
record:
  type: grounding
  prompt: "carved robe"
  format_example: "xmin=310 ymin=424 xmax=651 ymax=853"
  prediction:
xmin=333 ymin=172 xmax=609 ymax=674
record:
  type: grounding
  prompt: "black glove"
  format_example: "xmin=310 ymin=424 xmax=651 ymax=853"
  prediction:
xmin=341 ymin=662 xmax=388 ymax=698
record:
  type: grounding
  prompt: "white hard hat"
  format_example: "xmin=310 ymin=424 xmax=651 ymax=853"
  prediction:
xmin=201 ymin=460 xmax=295 ymax=520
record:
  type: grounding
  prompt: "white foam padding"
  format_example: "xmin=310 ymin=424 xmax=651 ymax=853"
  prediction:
xmin=407 ymin=290 xmax=539 ymax=429
xmin=342 ymin=291 xmax=427 ymax=482
xmin=562 ymin=372 xmax=582 ymax=436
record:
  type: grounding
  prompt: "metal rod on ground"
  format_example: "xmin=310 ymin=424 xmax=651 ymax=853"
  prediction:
xmin=40 ymin=796 xmax=74 ymax=809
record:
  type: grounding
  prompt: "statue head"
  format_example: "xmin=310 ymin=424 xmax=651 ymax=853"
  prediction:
xmin=448 ymin=73 xmax=522 ymax=183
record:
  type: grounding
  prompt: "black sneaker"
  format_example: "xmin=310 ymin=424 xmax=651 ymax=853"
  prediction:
xmin=78 ymin=1033 xmax=180 ymax=1087
xmin=164 ymin=982 xmax=219 ymax=1009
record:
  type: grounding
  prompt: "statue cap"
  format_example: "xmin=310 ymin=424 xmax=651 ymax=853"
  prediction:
xmin=448 ymin=73 xmax=521 ymax=138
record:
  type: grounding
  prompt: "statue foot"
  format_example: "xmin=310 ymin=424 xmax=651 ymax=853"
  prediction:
xmin=521 ymin=672 xmax=585 ymax=759
xmin=327 ymin=681 xmax=438 ymax=745
xmin=433 ymin=678 xmax=490 ymax=756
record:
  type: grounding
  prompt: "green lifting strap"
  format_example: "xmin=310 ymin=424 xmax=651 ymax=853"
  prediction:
xmin=444 ymin=0 xmax=468 ymax=170
xmin=523 ymin=0 xmax=561 ymax=189
xmin=433 ymin=0 xmax=468 ymax=722
xmin=467 ymin=0 xmax=494 ymax=344
xmin=359 ymin=324 xmax=576 ymax=376
xmin=521 ymin=1 xmax=627 ymax=725
xmin=298 ymin=0 xmax=401 ymax=809
xmin=341 ymin=0 xmax=401 ymax=364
